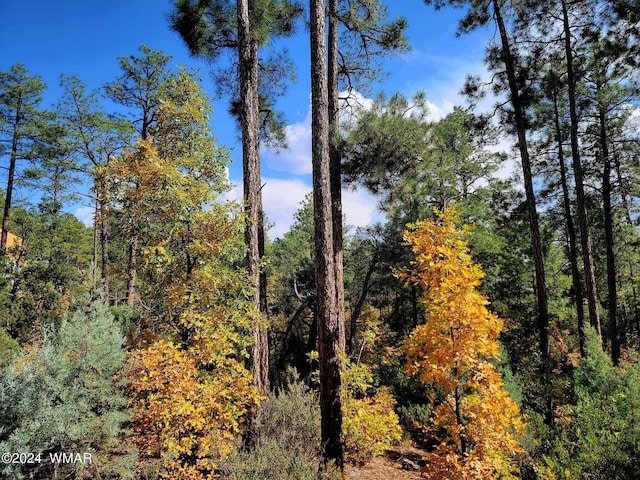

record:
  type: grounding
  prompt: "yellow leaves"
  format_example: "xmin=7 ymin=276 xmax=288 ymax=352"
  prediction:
xmin=400 ymin=207 xmax=524 ymax=480
xmin=125 ymin=339 xmax=258 ymax=480
xmin=342 ymin=387 xmax=403 ymax=464
xmin=341 ymin=359 xmax=402 ymax=463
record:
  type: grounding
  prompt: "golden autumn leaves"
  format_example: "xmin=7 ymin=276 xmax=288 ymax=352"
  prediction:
xmin=109 ymin=70 xmax=259 ymax=480
xmin=113 ymin=92 xmax=522 ymax=480
xmin=399 ymin=207 xmax=525 ymax=480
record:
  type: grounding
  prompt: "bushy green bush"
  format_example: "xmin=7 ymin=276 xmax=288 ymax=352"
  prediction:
xmin=0 ymin=327 xmax=19 ymax=368
xmin=343 ymin=387 xmax=403 ymax=463
xmin=341 ymin=359 xmax=403 ymax=464
xmin=551 ymin=328 xmax=640 ymax=479
xmin=220 ymin=373 xmax=320 ymax=480
xmin=0 ymin=299 xmax=135 ymax=479
xmin=397 ymin=402 xmax=431 ymax=443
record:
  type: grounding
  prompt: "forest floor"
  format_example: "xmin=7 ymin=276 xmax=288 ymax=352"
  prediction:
xmin=345 ymin=443 xmax=427 ymax=479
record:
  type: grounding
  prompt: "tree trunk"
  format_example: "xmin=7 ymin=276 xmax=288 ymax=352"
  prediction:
xmin=561 ymin=0 xmax=602 ymax=337
xmin=493 ymin=0 xmax=551 ymax=424
xmin=238 ymin=0 xmax=269 ymax=395
xmin=1 ymin=97 xmax=21 ymax=254
xmin=99 ymin=198 xmax=110 ymax=301
xmin=349 ymin=254 xmax=377 ymax=356
xmin=599 ymin=102 xmax=620 ymax=364
xmin=92 ymin=197 xmax=99 ymax=295
xmin=614 ymin=144 xmax=636 ymax=345
xmin=311 ymin=0 xmax=344 ymax=469
xmin=126 ymin=235 xmax=138 ymax=307
xmin=328 ymin=0 xmax=346 ymax=357
xmin=552 ymin=87 xmax=586 ymax=356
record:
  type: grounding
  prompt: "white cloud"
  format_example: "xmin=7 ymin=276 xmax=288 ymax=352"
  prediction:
xmin=262 ymin=178 xmax=312 ymax=238
xmin=221 ymin=179 xmax=244 ymax=204
xmin=239 ymin=89 xmax=384 ymax=239
xmin=75 ymin=205 xmax=94 ymax=227
xmin=226 ymin=176 xmax=382 ymax=239
xmin=263 ymin=110 xmax=313 ymax=175
xmin=338 ymin=89 xmax=375 ymax=126
xmin=263 ymin=89 xmax=377 ymax=175
xmin=342 ymin=187 xmax=381 ymax=231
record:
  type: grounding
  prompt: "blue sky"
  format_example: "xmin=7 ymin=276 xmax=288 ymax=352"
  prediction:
xmin=1 ymin=0 xmax=492 ymax=238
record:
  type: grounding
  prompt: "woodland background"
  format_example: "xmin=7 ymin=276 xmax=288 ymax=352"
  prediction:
xmin=0 ymin=0 xmax=639 ymax=479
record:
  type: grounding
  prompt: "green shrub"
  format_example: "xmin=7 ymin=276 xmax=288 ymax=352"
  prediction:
xmin=551 ymin=328 xmax=640 ymax=479
xmin=0 ymin=299 xmax=135 ymax=479
xmin=0 ymin=327 xmax=19 ymax=368
xmin=397 ymin=403 xmax=431 ymax=443
xmin=220 ymin=373 xmax=320 ymax=480
xmin=343 ymin=387 xmax=403 ymax=464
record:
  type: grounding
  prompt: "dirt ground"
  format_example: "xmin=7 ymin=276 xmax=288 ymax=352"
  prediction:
xmin=345 ymin=444 xmax=426 ymax=480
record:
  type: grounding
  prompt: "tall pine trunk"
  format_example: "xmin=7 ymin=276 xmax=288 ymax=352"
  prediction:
xmin=598 ymin=101 xmax=620 ymax=364
xmin=126 ymin=236 xmax=138 ymax=307
xmin=328 ymin=0 xmax=346 ymax=355
xmin=92 ymin=198 xmax=99 ymax=294
xmin=99 ymin=198 xmax=110 ymax=301
xmin=238 ymin=0 xmax=269 ymax=395
xmin=311 ymin=0 xmax=344 ymax=469
xmin=493 ymin=0 xmax=551 ymax=424
xmin=552 ymin=87 xmax=586 ymax=356
xmin=1 ymin=98 xmax=21 ymax=254
xmin=561 ymin=0 xmax=602 ymax=337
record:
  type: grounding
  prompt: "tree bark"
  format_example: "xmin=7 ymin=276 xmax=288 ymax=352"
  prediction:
xmin=328 ymin=0 xmax=347 ymax=358
xmin=311 ymin=0 xmax=344 ymax=469
xmin=1 ymin=95 xmax=21 ymax=254
xmin=238 ymin=0 xmax=269 ymax=395
xmin=552 ymin=87 xmax=586 ymax=356
xmin=561 ymin=0 xmax=602 ymax=337
xmin=126 ymin=235 xmax=138 ymax=307
xmin=598 ymin=102 xmax=620 ymax=364
xmin=493 ymin=0 xmax=551 ymax=424
xmin=99 ymin=198 xmax=110 ymax=301
xmin=92 ymin=198 xmax=99 ymax=294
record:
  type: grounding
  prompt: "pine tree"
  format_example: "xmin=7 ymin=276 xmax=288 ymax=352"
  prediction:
xmin=104 ymin=45 xmax=174 ymax=306
xmin=0 ymin=299 xmax=135 ymax=480
xmin=311 ymin=0 xmax=344 ymax=470
xmin=0 ymin=64 xmax=45 ymax=254
xmin=170 ymin=0 xmax=303 ymax=394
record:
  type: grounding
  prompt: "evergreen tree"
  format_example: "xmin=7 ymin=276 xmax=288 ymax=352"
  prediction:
xmin=311 ymin=0 xmax=345 ymax=470
xmin=57 ymin=75 xmax=133 ymax=300
xmin=104 ymin=45 xmax=175 ymax=307
xmin=170 ymin=0 xmax=303 ymax=394
xmin=0 ymin=299 xmax=135 ymax=480
xmin=0 ymin=64 xmax=45 ymax=254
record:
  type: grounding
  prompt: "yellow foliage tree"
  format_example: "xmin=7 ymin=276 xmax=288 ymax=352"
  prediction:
xmin=399 ymin=207 xmax=524 ymax=480
xmin=113 ymin=69 xmax=259 ymax=479
xmin=341 ymin=315 xmax=402 ymax=464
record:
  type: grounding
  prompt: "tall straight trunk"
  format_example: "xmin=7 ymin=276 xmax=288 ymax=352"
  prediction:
xmin=238 ymin=0 xmax=269 ymax=395
xmin=1 ymin=99 xmax=21 ymax=254
xmin=126 ymin=236 xmax=138 ymax=307
xmin=614 ymin=144 xmax=638 ymax=343
xmin=561 ymin=0 xmax=602 ymax=337
xmin=99 ymin=198 xmax=110 ymax=301
xmin=553 ymin=88 xmax=586 ymax=356
xmin=493 ymin=0 xmax=551 ymax=424
xmin=311 ymin=0 xmax=344 ymax=469
xmin=494 ymin=0 xmax=550 ymax=361
xmin=598 ymin=102 xmax=620 ymax=363
xmin=126 ymin=180 xmax=139 ymax=307
xmin=328 ymin=0 xmax=346 ymax=357
xmin=92 ymin=198 xmax=99 ymax=294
